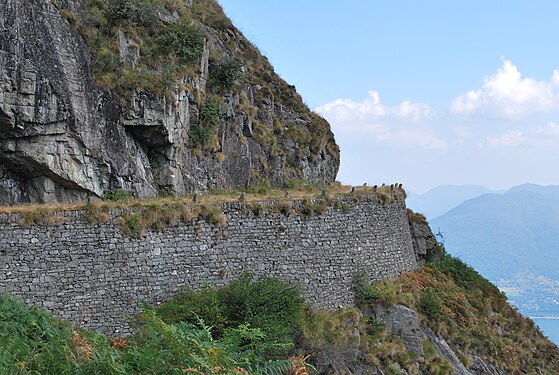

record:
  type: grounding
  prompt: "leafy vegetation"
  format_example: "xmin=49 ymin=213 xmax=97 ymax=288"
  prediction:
xmin=0 ymin=294 xmax=299 ymax=374
xmin=191 ymin=97 xmax=222 ymax=149
xmin=209 ymin=57 xmax=244 ymax=92
xmin=158 ymin=273 xmax=306 ymax=357
xmin=156 ymin=17 xmax=205 ymax=63
xmin=353 ymin=272 xmax=380 ymax=306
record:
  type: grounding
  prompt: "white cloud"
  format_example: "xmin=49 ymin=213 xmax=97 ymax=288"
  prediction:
xmin=451 ymin=59 xmax=559 ymax=119
xmin=316 ymin=90 xmax=433 ymax=123
xmin=316 ymin=91 xmax=446 ymax=149
xmin=486 ymin=130 xmax=524 ymax=147
xmin=537 ymin=121 xmax=559 ymax=137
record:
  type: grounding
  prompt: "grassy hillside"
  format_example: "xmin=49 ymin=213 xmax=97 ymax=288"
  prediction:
xmin=366 ymin=253 xmax=559 ymax=373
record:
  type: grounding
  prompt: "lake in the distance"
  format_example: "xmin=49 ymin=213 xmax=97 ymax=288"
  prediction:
xmin=532 ymin=318 xmax=559 ymax=345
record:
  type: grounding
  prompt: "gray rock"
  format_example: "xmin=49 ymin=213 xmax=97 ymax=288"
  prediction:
xmin=424 ymin=328 xmax=473 ymax=375
xmin=0 ymin=0 xmax=339 ymax=204
xmin=471 ymin=356 xmax=508 ymax=375
xmin=374 ymin=304 xmax=425 ymax=356
xmin=408 ymin=221 xmax=439 ymax=265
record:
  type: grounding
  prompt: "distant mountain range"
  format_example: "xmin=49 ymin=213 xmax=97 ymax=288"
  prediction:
xmin=430 ymin=184 xmax=559 ymax=316
xmin=407 ymin=185 xmax=502 ymax=219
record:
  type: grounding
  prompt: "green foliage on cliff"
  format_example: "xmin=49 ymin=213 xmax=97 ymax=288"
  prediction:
xmin=191 ymin=97 xmax=222 ymax=149
xmin=209 ymin=57 xmax=244 ymax=91
xmin=156 ymin=17 xmax=205 ymax=63
xmin=353 ymin=272 xmax=380 ymax=305
xmin=55 ymin=0 xmax=208 ymax=97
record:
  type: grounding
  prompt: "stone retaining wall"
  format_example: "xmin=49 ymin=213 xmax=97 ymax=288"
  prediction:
xmin=0 ymin=196 xmax=418 ymax=334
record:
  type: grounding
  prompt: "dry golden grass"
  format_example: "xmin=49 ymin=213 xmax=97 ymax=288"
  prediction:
xmin=0 ymin=184 xmax=406 ymax=216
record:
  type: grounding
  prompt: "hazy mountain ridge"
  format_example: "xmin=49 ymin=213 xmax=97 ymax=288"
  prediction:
xmin=407 ymin=185 xmax=500 ymax=219
xmin=431 ymin=184 xmax=559 ymax=316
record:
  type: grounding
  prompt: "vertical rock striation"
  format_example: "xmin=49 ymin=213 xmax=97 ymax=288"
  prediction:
xmin=0 ymin=0 xmax=340 ymax=203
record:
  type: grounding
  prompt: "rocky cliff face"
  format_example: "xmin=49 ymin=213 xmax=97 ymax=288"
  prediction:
xmin=0 ymin=0 xmax=339 ymax=204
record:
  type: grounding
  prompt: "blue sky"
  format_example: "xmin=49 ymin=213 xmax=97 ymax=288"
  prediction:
xmin=219 ymin=1 xmax=559 ymax=193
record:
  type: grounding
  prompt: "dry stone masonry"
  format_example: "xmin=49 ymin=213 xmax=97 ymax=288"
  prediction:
xmin=0 ymin=196 xmax=418 ymax=334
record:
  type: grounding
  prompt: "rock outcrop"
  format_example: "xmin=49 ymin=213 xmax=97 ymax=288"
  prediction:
xmin=0 ymin=0 xmax=339 ymax=203
xmin=408 ymin=211 xmax=441 ymax=265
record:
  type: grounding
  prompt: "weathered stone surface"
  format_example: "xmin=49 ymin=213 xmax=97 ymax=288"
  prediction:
xmin=409 ymin=220 xmax=439 ymax=265
xmin=0 ymin=0 xmax=339 ymax=204
xmin=374 ymin=304 xmax=425 ymax=356
xmin=470 ymin=356 xmax=508 ymax=375
xmin=0 ymin=197 xmax=416 ymax=335
xmin=424 ymin=328 xmax=473 ymax=375
xmin=373 ymin=303 xmax=482 ymax=375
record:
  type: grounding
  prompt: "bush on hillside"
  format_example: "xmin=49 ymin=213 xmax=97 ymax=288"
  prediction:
xmin=156 ymin=17 xmax=205 ymax=63
xmin=209 ymin=57 xmax=244 ymax=91
xmin=157 ymin=273 xmax=306 ymax=356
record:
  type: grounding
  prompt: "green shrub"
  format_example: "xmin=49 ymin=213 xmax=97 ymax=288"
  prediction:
xmin=125 ymin=212 xmax=144 ymax=237
xmin=191 ymin=97 xmax=222 ymax=149
xmin=156 ymin=17 xmax=204 ymax=63
xmin=158 ymin=273 xmax=306 ymax=357
xmin=199 ymin=97 xmax=222 ymax=127
xmin=104 ymin=188 xmax=132 ymax=201
xmin=419 ymin=288 xmax=443 ymax=322
xmin=353 ymin=272 xmax=380 ymax=306
xmin=221 ymin=273 xmax=305 ymax=351
xmin=190 ymin=124 xmax=215 ymax=148
xmin=209 ymin=57 xmax=244 ymax=91
xmin=108 ymin=0 xmax=162 ymax=26
xmin=156 ymin=286 xmax=230 ymax=336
